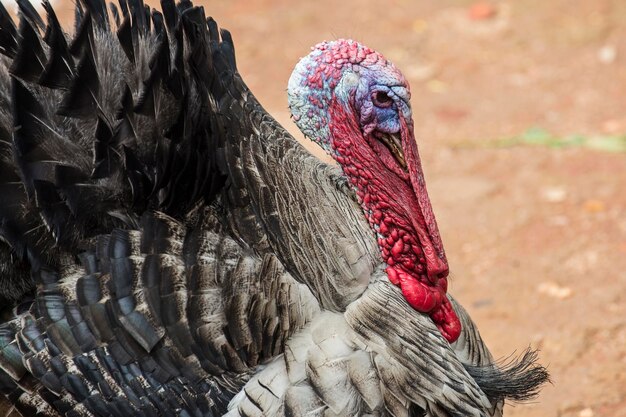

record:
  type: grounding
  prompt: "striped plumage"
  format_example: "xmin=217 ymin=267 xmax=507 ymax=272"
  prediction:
xmin=0 ymin=0 xmax=548 ymax=416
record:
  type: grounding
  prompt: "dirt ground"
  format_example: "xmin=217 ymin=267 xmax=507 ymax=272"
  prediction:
xmin=4 ymin=0 xmax=626 ymax=416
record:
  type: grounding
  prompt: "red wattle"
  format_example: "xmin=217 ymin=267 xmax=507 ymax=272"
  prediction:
xmin=432 ymin=299 xmax=462 ymax=343
xmin=386 ymin=266 xmax=400 ymax=285
xmin=398 ymin=272 xmax=460 ymax=342
xmin=398 ymin=271 xmax=441 ymax=313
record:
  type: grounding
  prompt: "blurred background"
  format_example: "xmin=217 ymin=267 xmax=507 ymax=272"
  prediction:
xmin=3 ymin=0 xmax=626 ymax=416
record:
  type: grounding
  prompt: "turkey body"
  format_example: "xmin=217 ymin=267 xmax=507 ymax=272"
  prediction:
xmin=0 ymin=0 xmax=547 ymax=416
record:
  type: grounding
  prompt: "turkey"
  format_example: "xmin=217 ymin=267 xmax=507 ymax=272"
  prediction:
xmin=0 ymin=0 xmax=548 ymax=416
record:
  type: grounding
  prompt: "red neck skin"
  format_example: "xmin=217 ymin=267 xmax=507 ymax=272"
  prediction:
xmin=328 ymin=97 xmax=461 ymax=343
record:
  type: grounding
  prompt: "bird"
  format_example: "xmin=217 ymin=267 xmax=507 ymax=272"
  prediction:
xmin=0 ymin=0 xmax=549 ymax=416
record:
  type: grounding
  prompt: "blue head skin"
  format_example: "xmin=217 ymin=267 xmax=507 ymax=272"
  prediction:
xmin=287 ymin=39 xmax=411 ymax=158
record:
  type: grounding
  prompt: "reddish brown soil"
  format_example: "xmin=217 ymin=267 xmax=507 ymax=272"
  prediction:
xmin=4 ymin=0 xmax=626 ymax=416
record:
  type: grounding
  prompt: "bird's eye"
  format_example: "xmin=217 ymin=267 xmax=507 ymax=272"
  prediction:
xmin=372 ymin=91 xmax=393 ymax=108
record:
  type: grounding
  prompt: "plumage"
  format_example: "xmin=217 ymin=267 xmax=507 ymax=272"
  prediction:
xmin=0 ymin=0 xmax=548 ymax=416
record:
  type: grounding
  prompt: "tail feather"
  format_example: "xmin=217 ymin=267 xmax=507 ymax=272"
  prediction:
xmin=39 ymin=1 xmax=75 ymax=89
xmin=0 ymin=0 xmax=233 ymax=305
xmin=464 ymin=348 xmax=550 ymax=403
xmin=449 ymin=295 xmax=550 ymax=407
xmin=0 ymin=2 xmax=17 ymax=59
xmin=15 ymin=0 xmax=45 ymax=32
xmin=10 ymin=16 xmax=45 ymax=83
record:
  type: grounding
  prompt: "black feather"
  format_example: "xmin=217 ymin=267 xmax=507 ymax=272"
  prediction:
xmin=116 ymin=15 xmax=134 ymax=63
xmin=10 ymin=17 xmax=46 ymax=82
xmin=32 ymin=180 xmax=71 ymax=243
xmin=69 ymin=8 xmax=93 ymax=56
xmin=160 ymin=0 xmax=177 ymax=31
xmin=80 ymin=0 xmax=109 ymax=30
xmin=92 ymin=116 xmax=116 ymax=179
xmin=11 ymin=77 xmax=47 ymax=159
xmin=464 ymin=348 xmax=550 ymax=403
xmin=0 ymin=2 xmax=17 ymax=58
xmin=39 ymin=1 xmax=76 ymax=89
xmin=58 ymin=42 xmax=100 ymax=118
xmin=16 ymin=0 xmax=45 ymax=32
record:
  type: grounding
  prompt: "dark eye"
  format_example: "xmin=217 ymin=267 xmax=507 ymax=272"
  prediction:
xmin=372 ymin=91 xmax=393 ymax=108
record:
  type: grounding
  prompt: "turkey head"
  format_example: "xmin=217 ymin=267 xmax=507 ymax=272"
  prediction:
xmin=288 ymin=39 xmax=461 ymax=342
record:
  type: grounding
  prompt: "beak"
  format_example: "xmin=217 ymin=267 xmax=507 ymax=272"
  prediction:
xmin=398 ymin=116 xmax=462 ymax=342
xmin=377 ymin=132 xmax=407 ymax=171
xmin=399 ymin=116 xmax=449 ymax=280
